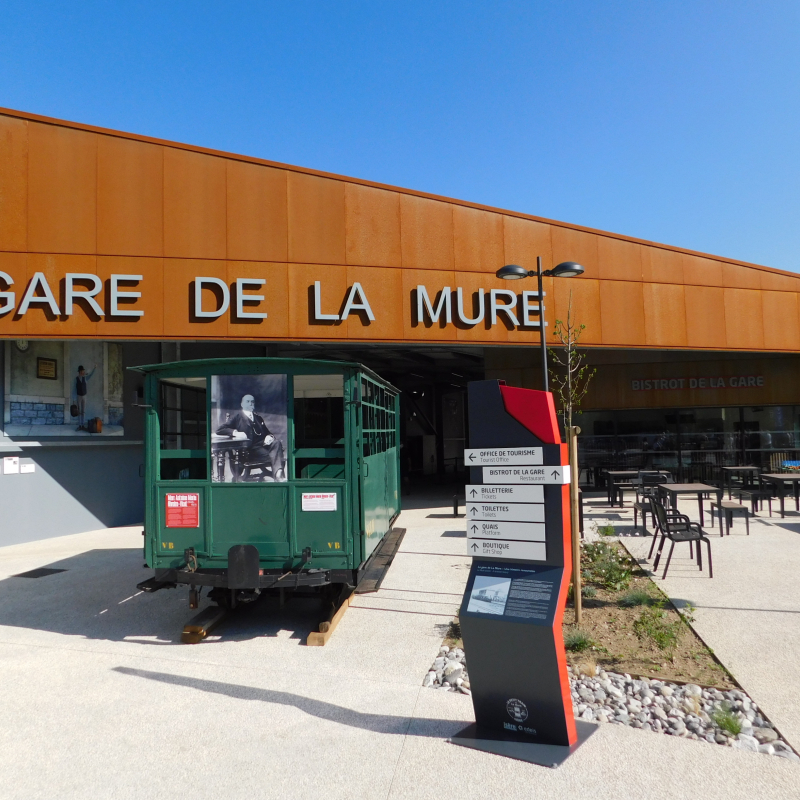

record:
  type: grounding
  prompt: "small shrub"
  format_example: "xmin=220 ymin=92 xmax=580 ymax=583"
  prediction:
xmin=564 ymin=628 xmax=593 ymax=652
xmin=575 ymin=657 xmax=597 ymax=677
xmin=582 ymin=585 xmax=597 ymax=599
xmin=619 ymin=589 xmax=653 ymax=608
xmin=711 ymin=702 xmax=742 ymax=736
xmin=632 ymin=607 xmax=682 ymax=653
xmin=598 ymin=524 xmax=616 ymax=537
xmin=582 ymin=542 xmax=634 ymax=592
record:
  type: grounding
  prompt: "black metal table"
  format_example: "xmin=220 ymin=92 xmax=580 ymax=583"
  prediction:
xmin=760 ymin=474 xmax=800 ymax=518
xmin=721 ymin=466 xmax=759 ymax=499
xmin=606 ymin=470 xmax=638 ymax=507
xmin=659 ymin=482 xmax=717 ymax=527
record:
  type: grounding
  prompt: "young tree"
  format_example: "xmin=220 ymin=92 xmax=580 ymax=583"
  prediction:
xmin=548 ymin=291 xmax=595 ymax=433
xmin=549 ymin=290 xmax=595 ymax=624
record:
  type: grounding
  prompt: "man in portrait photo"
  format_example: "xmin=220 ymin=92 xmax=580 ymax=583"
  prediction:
xmin=215 ymin=394 xmax=287 ymax=481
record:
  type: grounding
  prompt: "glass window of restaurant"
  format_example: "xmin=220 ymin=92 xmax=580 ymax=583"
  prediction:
xmin=576 ymin=405 xmax=800 ymax=483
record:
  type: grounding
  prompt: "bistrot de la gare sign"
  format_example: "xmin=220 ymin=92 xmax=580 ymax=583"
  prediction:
xmin=632 ymin=376 xmax=765 ymax=390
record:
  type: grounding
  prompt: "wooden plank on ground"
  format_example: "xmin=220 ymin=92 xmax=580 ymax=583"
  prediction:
xmin=181 ymin=605 xmax=228 ymax=644
xmin=355 ymin=527 xmax=406 ymax=594
xmin=307 ymin=593 xmax=352 ymax=647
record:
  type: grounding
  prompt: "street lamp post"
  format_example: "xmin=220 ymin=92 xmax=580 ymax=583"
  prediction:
xmin=496 ymin=256 xmax=586 ymax=625
xmin=496 ymin=257 xmax=584 ymax=392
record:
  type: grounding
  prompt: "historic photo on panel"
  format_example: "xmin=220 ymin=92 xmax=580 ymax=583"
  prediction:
xmin=466 ymin=574 xmax=511 ymax=616
xmin=210 ymin=374 xmax=288 ymax=482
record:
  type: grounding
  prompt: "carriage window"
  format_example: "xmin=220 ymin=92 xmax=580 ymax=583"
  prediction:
xmin=293 ymin=375 xmax=345 ymax=478
xmin=159 ymin=377 xmax=207 ymax=480
xmin=294 ymin=375 xmax=345 ymax=447
xmin=361 ymin=376 xmax=397 ymax=458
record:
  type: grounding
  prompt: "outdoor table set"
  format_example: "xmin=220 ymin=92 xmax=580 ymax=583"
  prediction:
xmin=658 ymin=482 xmax=717 ymax=527
xmin=760 ymin=473 xmax=800 ymax=518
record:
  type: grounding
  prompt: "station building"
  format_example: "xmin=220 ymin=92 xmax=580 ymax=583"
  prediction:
xmin=1 ymin=106 xmax=799 ymax=544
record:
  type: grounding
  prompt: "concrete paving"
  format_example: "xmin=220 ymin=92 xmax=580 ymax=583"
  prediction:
xmin=0 ymin=492 xmax=797 ymax=799
xmin=599 ymin=495 xmax=800 ymax=753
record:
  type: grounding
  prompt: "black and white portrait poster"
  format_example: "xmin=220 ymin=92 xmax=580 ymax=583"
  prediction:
xmin=210 ymin=374 xmax=288 ymax=483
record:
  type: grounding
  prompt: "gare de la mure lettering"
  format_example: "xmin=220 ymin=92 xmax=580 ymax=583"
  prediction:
xmin=0 ymin=270 xmax=545 ymax=329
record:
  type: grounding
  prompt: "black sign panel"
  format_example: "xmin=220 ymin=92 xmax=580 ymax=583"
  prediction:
xmin=455 ymin=379 xmax=583 ymax=758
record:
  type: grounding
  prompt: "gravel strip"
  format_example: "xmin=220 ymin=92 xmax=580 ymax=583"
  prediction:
xmin=424 ymin=648 xmax=797 ymax=761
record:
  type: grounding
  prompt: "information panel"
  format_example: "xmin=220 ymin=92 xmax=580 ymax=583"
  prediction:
xmin=464 ymin=562 xmax=558 ymax=622
xmin=454 ymin=379 xmax=580 ymax=757
xmin=301 ymin=492 xmax=337 ymax=511
xmin=165 ymin=493 xmax=200 ymax=528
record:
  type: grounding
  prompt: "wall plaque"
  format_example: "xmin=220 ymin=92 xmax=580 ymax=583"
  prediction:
xmin=36 ymin=357 xmax=58 ymax=380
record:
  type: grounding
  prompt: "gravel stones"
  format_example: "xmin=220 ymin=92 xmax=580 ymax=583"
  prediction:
xmin=424 ymin=647 xmax=796 ymax=761
xmin=564 ymin=666 xmax=796 ymax=760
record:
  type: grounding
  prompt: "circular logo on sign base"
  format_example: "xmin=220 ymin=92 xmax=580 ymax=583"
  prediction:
xmin=506 ymin=698 xmax=528 ymax=723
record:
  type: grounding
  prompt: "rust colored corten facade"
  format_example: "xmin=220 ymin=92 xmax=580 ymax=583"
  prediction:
xmin=0 ymin=106 xmax=798 ymax=352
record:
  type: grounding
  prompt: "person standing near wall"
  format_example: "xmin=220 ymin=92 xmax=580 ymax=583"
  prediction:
xmin=75 ymin=364 xmax=97 ymax=431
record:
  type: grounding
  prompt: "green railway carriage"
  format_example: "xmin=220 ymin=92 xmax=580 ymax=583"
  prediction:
xmin=133 ymin=358 xmax=401 ymax=605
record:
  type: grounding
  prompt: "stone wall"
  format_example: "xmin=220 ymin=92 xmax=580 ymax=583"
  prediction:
xmin=10 ymin=402 xmax=65 ymax=425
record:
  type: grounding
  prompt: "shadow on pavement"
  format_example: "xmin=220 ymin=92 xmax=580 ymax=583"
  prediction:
xmin=0 ymin=548 xmax=318 ymax=645
xmin=114 ymin=666 xmax=461 ymax=737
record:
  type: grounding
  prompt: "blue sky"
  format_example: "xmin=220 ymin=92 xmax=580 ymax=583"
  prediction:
xmin=1 ymin=2 xmax=798 ymax=271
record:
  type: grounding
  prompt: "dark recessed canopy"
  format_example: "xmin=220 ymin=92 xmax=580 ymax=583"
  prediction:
xmin=496 ymin=264 xmax=533 ymax=280
xmin=548 ymin=261 xmax=585 ymax=278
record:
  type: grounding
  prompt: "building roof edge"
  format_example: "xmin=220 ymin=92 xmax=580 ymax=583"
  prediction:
xmin=0 ymin=105 xmax=793 ymax=280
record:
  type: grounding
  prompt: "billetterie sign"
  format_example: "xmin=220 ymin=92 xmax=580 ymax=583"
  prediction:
xmin=0 ymin=272 xmax=545 ymax=330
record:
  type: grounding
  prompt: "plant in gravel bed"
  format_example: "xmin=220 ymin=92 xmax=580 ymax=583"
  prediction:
xmin=581 ymin=542 xmax=634 ymax=591
xmin=619 ymin=588 xmax=654 ymax=608
xmin=632 ymin=606 xmax=682 ymax=654
xmin=564 ymin=628 xmax=594 ymax=652
xmin=711 ymin=702 xmax=742 ymax=736
xmin=582 ymin=585 xmax=598 ymax=599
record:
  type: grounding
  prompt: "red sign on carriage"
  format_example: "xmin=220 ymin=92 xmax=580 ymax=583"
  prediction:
xmin=165 ymin=493 xmax=200 ymax=528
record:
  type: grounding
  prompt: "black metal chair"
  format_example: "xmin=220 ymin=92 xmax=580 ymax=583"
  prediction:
xmin=650 ymin=499 xmax=713 ymax=580
xmin=633 ymin=472 xmax=666 ymax=532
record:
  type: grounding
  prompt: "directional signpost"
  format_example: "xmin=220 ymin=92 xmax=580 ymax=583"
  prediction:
xmin=450 ymin=380 xmax=596 ymax=767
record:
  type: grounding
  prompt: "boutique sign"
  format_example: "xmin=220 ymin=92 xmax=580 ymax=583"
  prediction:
xmin=631 ymin=376 xmax=765 ymax=391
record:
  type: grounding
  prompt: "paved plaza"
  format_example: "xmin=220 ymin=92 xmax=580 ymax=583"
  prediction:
xmin=0 ymin=491 xmax=798 ymax=799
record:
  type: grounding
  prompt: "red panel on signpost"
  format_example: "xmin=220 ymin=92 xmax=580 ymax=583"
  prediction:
xmin=499 ymin=384 xmax=561 ymax=445
xmin=165 ymin=493 xmax=200 ymax=528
